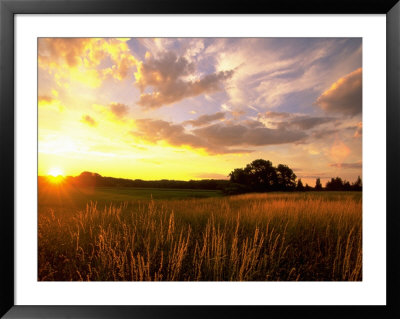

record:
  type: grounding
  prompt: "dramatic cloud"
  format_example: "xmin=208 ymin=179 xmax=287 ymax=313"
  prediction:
xmin=212 ymin=38 xmax=362 ymax=114
xmin=134 ymin=51 xmax=234 ymax=109
xmin=81 ymin=115 xmax=97 ymax=127
xmin=110 ymin=103 xmax=129 ymax=119
xmin=131 ymin=118 xmax=306 ymax=155
xmin=131 ymin=119 xmax=243 ymax=154
xmin=315 ymin=68 xmax=362 ymax=116
xmin=184 ymin=112 xmax=225 ymax=127
xmin=330 ymin=162 xmax=362 ymax=169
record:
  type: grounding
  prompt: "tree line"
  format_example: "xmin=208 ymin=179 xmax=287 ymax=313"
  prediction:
xmin=39 ymin=159 xmax=362 ymax=194
xmin=39 ymin=172 xmax=230 ymax=191
xmin=227 ymin=159 xmax=362 ymax=194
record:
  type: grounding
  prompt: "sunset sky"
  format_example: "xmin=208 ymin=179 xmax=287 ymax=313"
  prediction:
xmin=38 ymin=38 xmax=362 ymax=185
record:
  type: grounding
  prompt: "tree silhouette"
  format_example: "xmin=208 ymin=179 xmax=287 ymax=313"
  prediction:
xmin=326 ymin=177 xmax=344 ymax=191
xmin=296 ymin=179 xmax=305 ymax=191
xmin=244 ymin=159 xmax=277 ymax=191
xmin=343 ymin=180 xmax=351 ymax=191
xmin=315 ymin=178 xmax=323 ymax=191
xmin=228 ymin=168 xmax=248 ymax=185
xmin=276 ymin=164 xmax=297 ymax=191
xmin=352 ymin=176 xmax=362 ymax=191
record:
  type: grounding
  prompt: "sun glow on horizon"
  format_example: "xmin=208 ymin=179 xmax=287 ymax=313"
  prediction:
xmin=48 ymin=167 xmax=64 ymax=177
xmin=47 ymin=167 xmax=65 ymax=184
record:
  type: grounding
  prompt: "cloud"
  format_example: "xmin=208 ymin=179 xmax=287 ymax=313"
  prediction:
xmin=39 ymin=38 xmax=92 ymax=68
xmin=264 ymin=111 xmax=291 ymax=119
xmin=329 ymin=162 xmax=362 ymax=169
xmin=193 ymin=123 xmax=306 ymax=147
xmin=311 ymin=129 xmax=339 ymax=139
xmin=81 ymin=115 xmax=97 ymax=127
xmin=110 ymin=102 xmax=129 ymax=119
xmin=258 ymin=112 xmax=333 ymax=130
xmin=93 ymin=102 xmax=131 ymax=123
xmin=134 ymin=51 xmax=234 ymax=108
xmin=38 ymin=38 xmax=138 ymax=87
xmin=353 ymin=122 xmax=362 ymax=138
xmin=130 ymin=117 xmax=306 ymax=155
xmin=38 ymin=95 xmax=64 ymax=112
xmin=130 ymin=118 xmax=238 ymax=154
xmin=286 ymin=116 xmax=333 ymax=130
xmin=315 ymin=68 xmax=362 ymax=116
xmin=38 ymin=96 xmax=54 ymax=103
xmin=184 ymin=112 xmax=225 ymax=127
xmin=211 ymin=38 xmax=361 ymax=114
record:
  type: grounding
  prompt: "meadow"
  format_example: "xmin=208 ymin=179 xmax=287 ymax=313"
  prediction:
xmin=38 ymin=188 xmax=362 ymax=281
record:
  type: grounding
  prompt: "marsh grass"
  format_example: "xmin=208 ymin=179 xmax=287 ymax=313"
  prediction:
xmin=38 ymin=192 xmax=362 ymax=281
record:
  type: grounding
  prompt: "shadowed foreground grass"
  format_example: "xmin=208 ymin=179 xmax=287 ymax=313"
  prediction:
xmin=38 ymin=192 xmax=362 ymax=281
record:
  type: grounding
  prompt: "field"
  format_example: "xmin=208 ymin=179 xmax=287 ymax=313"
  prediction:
xmin=38 ymin=187 xmax=362 ymax=281
xmin=38 ymin=184 xmax=222 ymax=208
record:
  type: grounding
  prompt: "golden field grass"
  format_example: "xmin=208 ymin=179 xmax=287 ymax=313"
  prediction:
xmin=38 ymin=191 xmax=362 ymax=281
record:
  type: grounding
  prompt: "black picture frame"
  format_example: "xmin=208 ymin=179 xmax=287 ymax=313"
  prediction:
xmin=1 ymin=0 xmax=399 ymax=318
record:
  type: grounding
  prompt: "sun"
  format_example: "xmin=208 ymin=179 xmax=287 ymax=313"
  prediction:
xmin=47 ymin=167 xmax=65 ymax=184
xmin=48 ymin=167 xmax=64 ymax=177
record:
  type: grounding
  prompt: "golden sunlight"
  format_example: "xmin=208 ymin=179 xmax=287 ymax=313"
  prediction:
xmin=47 ymin=167 xmax=65 ymax=184
xmin=48 ymin=167 xmax=64 ymax=177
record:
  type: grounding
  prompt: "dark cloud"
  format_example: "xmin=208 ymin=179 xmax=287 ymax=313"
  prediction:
xmin=110 ymin=103 xmax=129 ymax=118
xmin=131 ymin=119 xmax=250 ymax=154
xmin=329 ymin=162 xmax=362 ymax=169
xmin=287 ymin=116 xmax=333 ymax=130
xmin=315 ymin=68 xmax=362 ymax=116
xmin=184 ymin=112 xmax=226 ymax=127
xmin=311 ymin=129 xmax=340 ymax=139
xmin=133 ymin=119 xmax=203 ymax=145
xmin=259 ymin=112 xmax=334 ymax=131
xmin=81 ymin=115 xmax=97 ymax=127
xmin=131 ymin=117 xmax=306 ymax=155
xmin=263 ymin=111 xmax=291 ymax=119
xmin=193 ymin=122 xmax=306 ymax=147
xmin=135 ymin=51 xmax=234 ymax=108
xmin=241 ymin=119 xmax=265 ymax=128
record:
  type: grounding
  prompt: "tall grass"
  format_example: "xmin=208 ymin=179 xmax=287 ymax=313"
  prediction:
xmin=38 ymin=192 xmax=362 ymax=281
